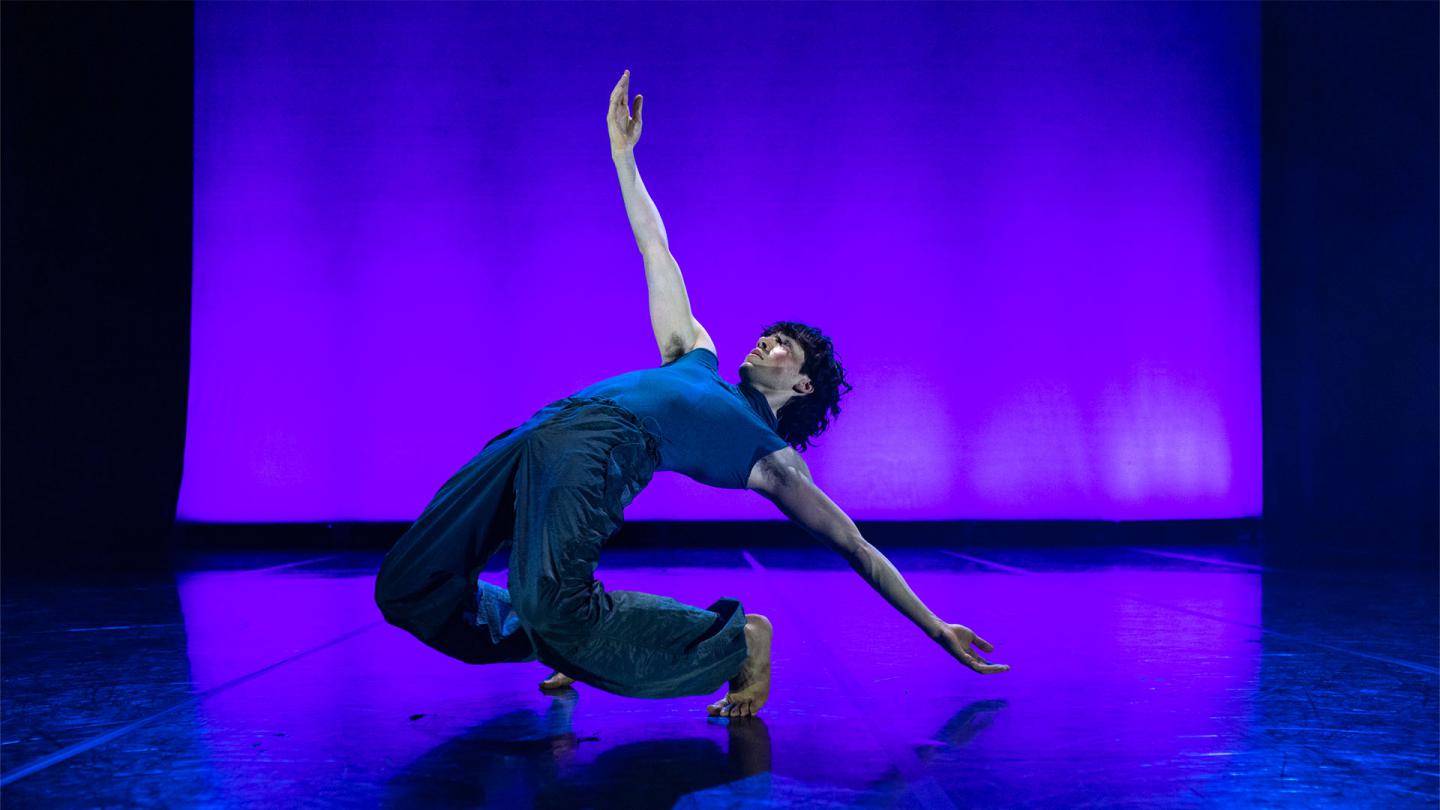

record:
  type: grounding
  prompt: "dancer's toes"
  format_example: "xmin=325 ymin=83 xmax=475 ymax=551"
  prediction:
xmin=704 ymin=614 xmax=774 ymax=717
xmin=708 ymin=695 xmax=759 ymax=717
xmin=539 ymin=671 xmax=576 ymax=690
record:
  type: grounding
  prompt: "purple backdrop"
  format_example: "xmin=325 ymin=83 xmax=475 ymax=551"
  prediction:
xmin=186 ymin=2 xmax=1259 ymax=522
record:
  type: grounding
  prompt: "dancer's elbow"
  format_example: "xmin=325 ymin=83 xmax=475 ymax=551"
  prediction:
xmin=836 ymin=534 xmax=875 ymax=567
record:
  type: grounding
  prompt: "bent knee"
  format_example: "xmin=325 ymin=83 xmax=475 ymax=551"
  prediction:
xmin=373 ymin=562 xmax=405 ymax=613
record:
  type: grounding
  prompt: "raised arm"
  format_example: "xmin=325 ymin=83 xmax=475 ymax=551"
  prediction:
xmin=748 ymin=448 xmax=1011 ymax=674
xmin=607 ymin=70 xmax=715 ymax=364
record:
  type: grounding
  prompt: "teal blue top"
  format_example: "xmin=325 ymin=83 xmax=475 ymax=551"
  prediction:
xmin=572 ymin=347 xmax=789 ymax=489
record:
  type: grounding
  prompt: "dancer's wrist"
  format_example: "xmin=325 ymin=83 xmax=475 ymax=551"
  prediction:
xmin=924 ymin=616 xmax=948 ymax=642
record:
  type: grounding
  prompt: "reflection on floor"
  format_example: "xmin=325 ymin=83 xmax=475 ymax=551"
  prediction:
xmin=2 ymin=546 xmax=1436 ymax=807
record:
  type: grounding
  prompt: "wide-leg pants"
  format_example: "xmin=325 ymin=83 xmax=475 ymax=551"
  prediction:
xmin=374 ymin=395 xmax=750 ymax=699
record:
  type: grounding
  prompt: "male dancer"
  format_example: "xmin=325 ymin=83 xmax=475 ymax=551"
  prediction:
xmin=374 ymin=70 xmax=1008 ymax=718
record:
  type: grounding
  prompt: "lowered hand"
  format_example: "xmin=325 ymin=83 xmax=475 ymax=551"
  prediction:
xmin=936 ymin=622 xmax=1010 ymax=674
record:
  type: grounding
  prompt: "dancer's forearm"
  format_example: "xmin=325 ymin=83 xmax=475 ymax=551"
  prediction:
xmin=612 ymin=149 xmax=669 ymax=251
xmin=848 ymin=544 xmax=946 ymax=641
xmin=754 ymin=458 xmax=946 ymax=642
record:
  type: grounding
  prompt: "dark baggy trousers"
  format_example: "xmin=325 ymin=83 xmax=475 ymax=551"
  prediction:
xmin=374 ymin=395 xmax=750 ymax=699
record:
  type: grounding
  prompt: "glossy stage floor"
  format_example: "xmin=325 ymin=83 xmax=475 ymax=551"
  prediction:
xmin=2 ymin=544 xmax=1436 ymax=808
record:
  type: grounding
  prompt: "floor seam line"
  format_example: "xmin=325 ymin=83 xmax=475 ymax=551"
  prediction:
xmin=939 ymin=550 xmax=1030 ymax=574
xmin=936 ymin=550 xmax=1439 ymax=676
xmin=0 ymin=620 xmax=384 ymax=787
xmin=1125 ymin=547 xmax=1270 ymax=572
xmin=246 ymin=555 xmax=342 ymax=574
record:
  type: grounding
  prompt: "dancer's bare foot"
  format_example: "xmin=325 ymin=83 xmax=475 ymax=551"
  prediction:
xmin=707 ymin=614 xmax=772 ymax=717
xmin=539 ymin=670 xmax=576 ymax=690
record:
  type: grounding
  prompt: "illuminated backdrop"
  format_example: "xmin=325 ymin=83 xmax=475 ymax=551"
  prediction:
xmin=186 ymin=2 xmax=1259 ymax=522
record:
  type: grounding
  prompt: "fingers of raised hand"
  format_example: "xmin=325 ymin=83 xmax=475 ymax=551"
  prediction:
xmin=611 ymin=71 xmax=630 ymax=103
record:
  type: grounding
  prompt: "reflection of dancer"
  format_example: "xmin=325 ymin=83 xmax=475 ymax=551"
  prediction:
xmin=385 ymin=692 xmax=774 ymax=808
xmin=374 ymin=70 xmax=1008 ymax=719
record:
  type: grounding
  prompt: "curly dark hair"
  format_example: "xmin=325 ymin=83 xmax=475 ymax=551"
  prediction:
xmin=758 ymin=320 xmax=853 ymax=453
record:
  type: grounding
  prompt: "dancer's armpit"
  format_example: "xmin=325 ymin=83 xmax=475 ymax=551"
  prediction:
xmin=642 ymin=246 xmax=715 ymax=364
xmin=750 ymin=451 xmax=866 ymax=559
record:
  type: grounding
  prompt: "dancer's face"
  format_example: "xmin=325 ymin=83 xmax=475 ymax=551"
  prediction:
xmin=739 ymin=332 xmax=813 ymax=398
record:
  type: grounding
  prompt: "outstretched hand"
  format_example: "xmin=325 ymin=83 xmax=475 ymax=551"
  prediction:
xmin=607 ymin=69 xmax=643 ymax=153
xmin=936 ymin=623 xmax=1011 ymax=674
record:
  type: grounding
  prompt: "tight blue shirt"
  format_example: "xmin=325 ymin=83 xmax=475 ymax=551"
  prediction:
xmin=571 ymin=347 xmax=789 ymax=489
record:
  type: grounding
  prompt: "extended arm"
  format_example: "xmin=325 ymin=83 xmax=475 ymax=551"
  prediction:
xmin=607 ymin=71 xmax=714 ymax=363
xmin=614 ymin=152 xmax=706 ymax=360
xmin=749 ymin=449 xmax=1010 ymax=674
xmin=751 ymin=450 xmax=943 ymax=637
xmin=612 ymin=147 xmax=670 ymax=252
